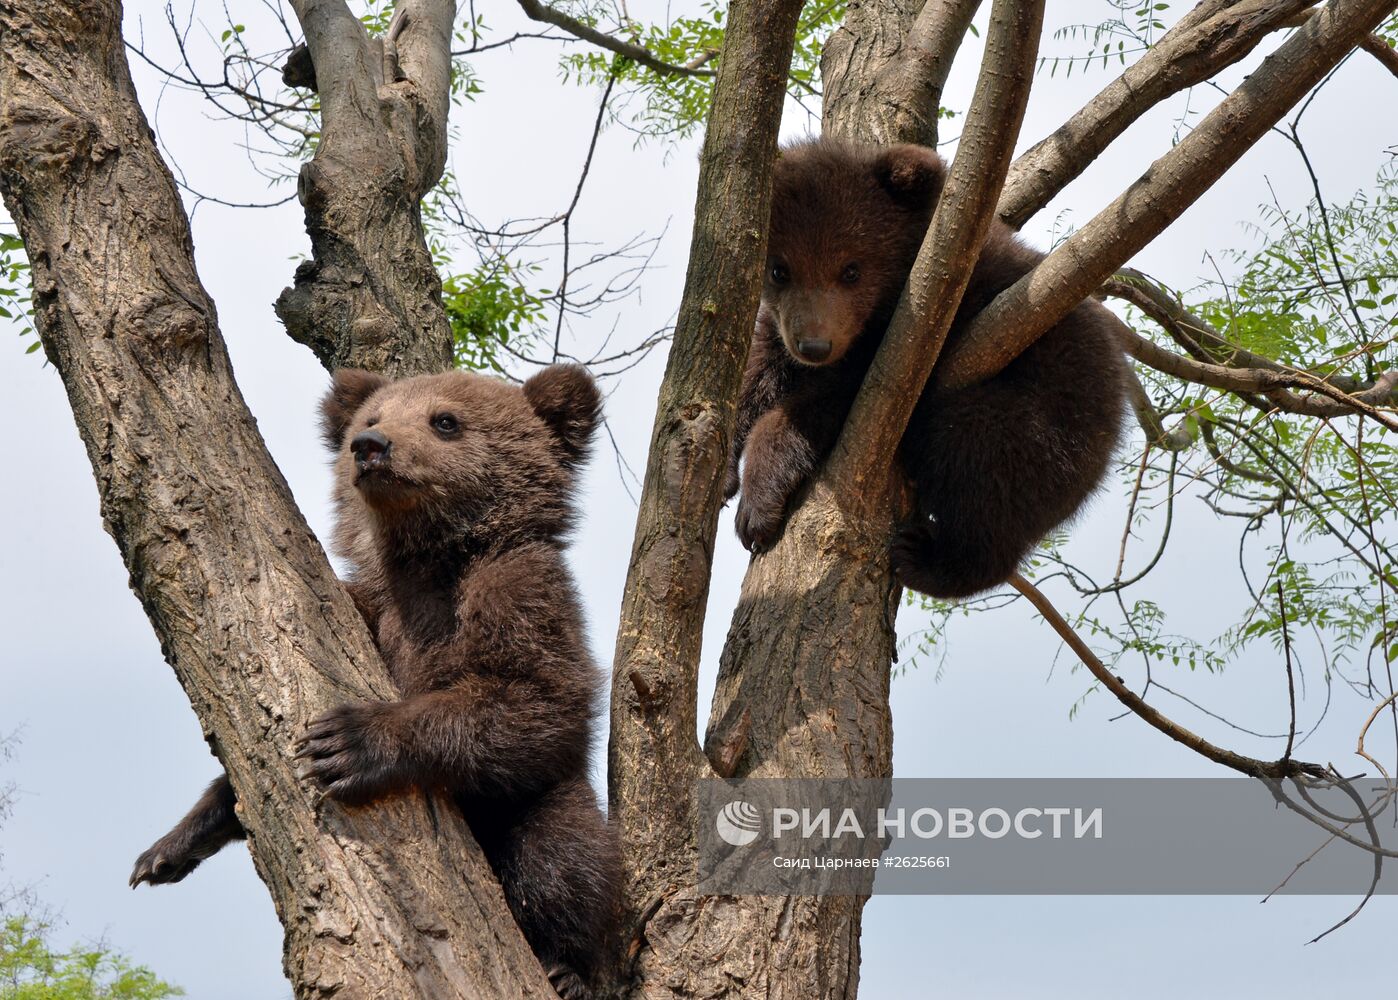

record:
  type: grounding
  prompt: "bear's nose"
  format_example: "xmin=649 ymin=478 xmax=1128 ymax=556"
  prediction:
xmin=350 ymin=429 xmax=391 ymax=469
xmin=796 ymin=338 xmax=832 ymax=363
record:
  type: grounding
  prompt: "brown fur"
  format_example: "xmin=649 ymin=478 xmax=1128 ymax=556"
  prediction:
xmin=132 ymin=365 xmax=619 ymax=998
xmin=728 ymin=138 xmax=1128 ymax=598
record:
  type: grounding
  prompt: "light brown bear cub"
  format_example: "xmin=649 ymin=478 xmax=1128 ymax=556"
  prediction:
xmin=728 ymin=138 xmax=1127 ymax=598
xmin=131 ymin=365 xmax=619 ymax=1000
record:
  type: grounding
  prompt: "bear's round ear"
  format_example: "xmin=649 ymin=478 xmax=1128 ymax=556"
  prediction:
xmin=523 ymin=364 xmax=601 ymax=466
xmin=873 ymin=144 xmax=946 ymax=208
xmin=321 ymin=369 xmax=389 ymax=451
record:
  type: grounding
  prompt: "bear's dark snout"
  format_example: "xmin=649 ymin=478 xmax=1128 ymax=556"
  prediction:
xmin=796 ymin=338 xmax=832 ymax=362
xmin=350 ymin=429 xmax=391 ymax=471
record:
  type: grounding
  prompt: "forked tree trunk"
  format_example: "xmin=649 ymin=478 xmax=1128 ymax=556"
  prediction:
xmin=275 ymin=0 xmax=457 ymax=377
xmin=609 ymin=1 xmax=1040 ymax=997
xmin=0 ymin=2 xmax=549 ymax=996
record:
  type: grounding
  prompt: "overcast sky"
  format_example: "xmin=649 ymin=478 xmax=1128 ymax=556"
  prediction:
xmin=2 ymin=2 xmax=1395 ymax=997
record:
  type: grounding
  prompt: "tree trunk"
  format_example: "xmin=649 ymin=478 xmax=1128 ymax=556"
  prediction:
xmin=604 ymin=0 xmax=808 ymax=994
xmin=275 ymin=0 xmax=457 ymax=377
xmin=695 ymin=4 xmax=1042 ymax=997
xmin=821 ymin=0 xmax=982 ymax=148
xmin=0 ymin=2 xmax=549 ymax=996
xmin=820 ymin=0 xmax=924 ymax=145
xmin=609 ymin=0 xmax=1039 ymax=996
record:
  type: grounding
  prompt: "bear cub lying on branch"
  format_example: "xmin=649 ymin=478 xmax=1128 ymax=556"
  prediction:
xmin=131 ymin=365 xmax=619 ymax=1000
xmin=728 ymin=138 xmax=1128 ymax=598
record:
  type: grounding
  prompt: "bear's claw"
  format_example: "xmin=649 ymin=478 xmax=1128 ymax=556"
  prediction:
xmin=734 ymin=494 xmax=784 ymax=553
xmin=129 ymin=837 xmax=201 ymax=888
xmin=295 ymin=702 xmax=402 ymax=805
xmin=546 ymin=963 xmax=592 ymax=1000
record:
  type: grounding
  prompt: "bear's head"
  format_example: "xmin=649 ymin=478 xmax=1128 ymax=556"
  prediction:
xmin=761 ymin=139 xmax=946 ymax=366
xmin=320 ymin=365 xmax=601 ymax=559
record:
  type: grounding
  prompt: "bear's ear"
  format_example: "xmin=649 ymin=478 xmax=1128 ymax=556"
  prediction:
xmin=321 ymin=369 xmax=389 ymax=451
xmin=523 ymin=364 xmax=601 ymax=466
xmin=872 ymin=144 xmax=946 ymax=208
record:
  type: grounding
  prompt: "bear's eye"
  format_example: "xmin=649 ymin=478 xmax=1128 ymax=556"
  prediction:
xmin=769 ymin=262 xmax=790 ymax=286
xmin=431 ymin=413 xmax=460 ymax=436
xmin=840 ymin=263 xmax=861 ymax=285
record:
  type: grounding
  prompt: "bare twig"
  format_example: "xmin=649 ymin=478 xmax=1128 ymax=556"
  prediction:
xmin=1279 ymin=580 xmax=1299 ymax=761
xmin=1008 ymin=573 xmax=1324 ymax=781
xmin=515 ymin=0 xmax=715 ymax=77
xmin=552 ymin=72 xmax=617 ymax=361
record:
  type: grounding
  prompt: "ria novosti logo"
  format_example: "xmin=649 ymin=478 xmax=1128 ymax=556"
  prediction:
xmin=715 ymin=800 xmax=762 ymax=846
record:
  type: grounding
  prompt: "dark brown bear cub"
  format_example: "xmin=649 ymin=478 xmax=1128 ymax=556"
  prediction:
xmin=131 ymin=365 xmax=619 ymax=1000
xmin=728 ymin=138 xmax=1127 ymax=598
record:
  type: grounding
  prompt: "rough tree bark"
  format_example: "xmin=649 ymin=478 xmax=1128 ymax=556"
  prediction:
xmin=9 ymin=0 xmax=1396 ymax=997
xmin=701 ymin=1 xmax=1042 ymax=994
xmin=821 ymin=0 xmax=982 ymax=147
xmin=0 ymin=1 xmax=550 ymax=997
xmin=609 ymin=2 xmax=1041 ymax=998
xmin=275 ymin=0 xmax=456 ymax=376
xmin=615 ymin=0 xmax=1397 ymax=996
xmin=605 ymin=0 xmax=806 ymax=995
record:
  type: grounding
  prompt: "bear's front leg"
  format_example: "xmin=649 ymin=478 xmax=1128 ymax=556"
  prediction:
xmin=130 ymin=774 xmax=244 ymax=887
xmin=295 ymin=702 xmax=408 ymax=805
xmin=734 ymin=407 xmax=823 ymax=552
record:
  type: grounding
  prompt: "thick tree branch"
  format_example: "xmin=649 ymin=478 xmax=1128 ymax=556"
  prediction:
xmin=276 ymin=0 xmax=457 ymax=375
xmin=999 ymin=0 xmax=1317 ymax=229
xmin=1115 ymin=324 xmax=1398 ymax=427
xmin=515 ymin=0 xmax=716 ymax=77
xmin=1103 ymin=270 xmax=1398 ymax=422
xmin=822 ymin=0 xmax=981 ymax=146
xmin=667 ymin=5 xmax=1042 ymax=998
xmin=937 ymin=0 xmax=1398 ymax=391
xmin=390 ymin=0 xmax=456 ymax=153
xmin=0 ymin=2 xmax=551 ymax=996
xmin=606 ymin=0 xmax=805 ymax=985
xmin=829 ymin=0 xmax=1045 ymax=514
xmin=1281 ymin=5 xmax=1398 ymax=77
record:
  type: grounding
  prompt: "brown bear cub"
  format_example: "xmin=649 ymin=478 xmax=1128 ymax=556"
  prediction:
xmin=728 ymin=138 xmax=1127 ymax=598
xmin=131 ymin=365 xmax=620 ymax=999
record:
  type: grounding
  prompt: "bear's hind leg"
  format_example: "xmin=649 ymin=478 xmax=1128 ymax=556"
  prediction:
xmin=896 ymin=312 xmax=1124 ymax=599
xmin=892 ymin=518 xmax=1031 ymax=600
xmin=894 ymin=378 xmax=1061 ymax=599
xmin=487 ymin=777 xmax=620 ymax=998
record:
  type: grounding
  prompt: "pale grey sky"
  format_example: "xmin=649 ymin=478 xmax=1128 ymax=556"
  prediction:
xmin=2 ymin=3 xmax=1395 ymax=998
